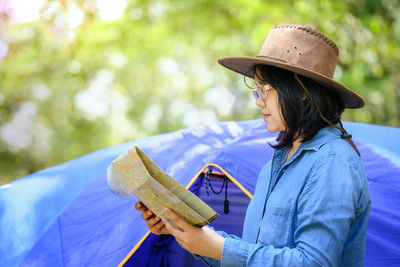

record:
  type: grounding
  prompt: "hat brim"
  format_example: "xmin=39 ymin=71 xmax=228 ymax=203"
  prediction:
xmin=218 ymin=56 xmax=365 ymax=109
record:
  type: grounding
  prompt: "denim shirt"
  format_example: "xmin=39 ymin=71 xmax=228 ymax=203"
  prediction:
xmin=200 ymin=126 xmax=371 ymax=267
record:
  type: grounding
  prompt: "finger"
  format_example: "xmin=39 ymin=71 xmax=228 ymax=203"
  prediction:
xmin=142 ymin=209 xmax=155 ymax=220
xmin=151 ymin=219 xmax=169 ymax=235
xmin=164 ymin=207 xmax=189 ymax=231
xmin=135 ymin=202 xmax=148 ymax=212
xmin=158 ymin=225 xmax=169 ymax=235
xmin=147 ymin=215 xmax=161 ymax=227
xmin=161 ymin=216 xmax=180 ymax=236
xmin=150 ymin=218 xmax=162 ymax=231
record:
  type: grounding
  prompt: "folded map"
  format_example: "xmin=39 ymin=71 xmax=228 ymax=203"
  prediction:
xmin=107 ymin=146 xmax=219 ymax=227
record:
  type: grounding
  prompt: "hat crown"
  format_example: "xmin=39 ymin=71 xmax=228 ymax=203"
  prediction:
xmin=257 ymin=24 xmax=339 ymax=78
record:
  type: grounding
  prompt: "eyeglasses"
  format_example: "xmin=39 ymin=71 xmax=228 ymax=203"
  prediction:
xmin=251 ymin=82 xmax=273 ymax=100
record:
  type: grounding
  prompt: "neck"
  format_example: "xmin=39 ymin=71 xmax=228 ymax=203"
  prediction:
xmin=285 ymin=138 xmax=302 ymax=162
xmin=292 ymin=138 xmax=302 ymax=150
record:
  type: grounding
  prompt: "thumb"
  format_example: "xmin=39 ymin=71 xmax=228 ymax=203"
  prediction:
xmin=164 ymin=207 xmax=189 ymax=231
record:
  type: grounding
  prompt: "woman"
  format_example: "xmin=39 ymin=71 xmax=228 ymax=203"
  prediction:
xmin=135 ymin=24 xmax=371 ymax=266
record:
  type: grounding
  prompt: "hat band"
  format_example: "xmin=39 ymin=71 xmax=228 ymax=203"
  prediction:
xmin=255 ymin=55 xmax=333 ymax=78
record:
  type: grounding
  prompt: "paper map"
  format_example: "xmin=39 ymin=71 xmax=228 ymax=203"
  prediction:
xmin=107 ymin=146 xmax=219 ymax=227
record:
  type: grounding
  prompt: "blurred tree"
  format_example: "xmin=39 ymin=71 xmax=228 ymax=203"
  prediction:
xmin=0 ymin=0 xmax=399 ymax=184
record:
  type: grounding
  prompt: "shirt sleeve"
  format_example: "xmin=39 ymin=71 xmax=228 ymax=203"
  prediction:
xmin=221 ymin=153 xmax=362 ymax=267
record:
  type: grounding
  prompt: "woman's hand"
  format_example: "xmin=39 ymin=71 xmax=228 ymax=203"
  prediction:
xmin=161 ymin=207 xmax=225 ymax=260
xmin=135 ymin=202 xmax=170 ymax=235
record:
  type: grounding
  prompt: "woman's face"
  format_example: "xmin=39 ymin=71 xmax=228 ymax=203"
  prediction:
xmin=254 ymin=68 xmax=286 ymax=133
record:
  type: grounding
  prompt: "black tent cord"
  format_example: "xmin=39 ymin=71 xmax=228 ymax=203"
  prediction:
xmin=204 ymin=166 xmax=230 ymax=214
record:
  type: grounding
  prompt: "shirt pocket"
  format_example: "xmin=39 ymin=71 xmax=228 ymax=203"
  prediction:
xmin=258 ymin=205 xmax=292 ymax=248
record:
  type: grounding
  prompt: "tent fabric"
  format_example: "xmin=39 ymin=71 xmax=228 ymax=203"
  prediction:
xmin=0 ymin=119 xmax=399 ymax=266
xmin=342 ymin=122 xmax=400 ymax=168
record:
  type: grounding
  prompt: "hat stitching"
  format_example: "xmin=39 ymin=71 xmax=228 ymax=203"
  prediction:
xmin=273 ymin=24 xmax=339 ymax=56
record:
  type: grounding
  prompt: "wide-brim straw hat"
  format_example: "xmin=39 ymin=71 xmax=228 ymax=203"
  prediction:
xmin=218 ymin=24 xmax=365 ymax=109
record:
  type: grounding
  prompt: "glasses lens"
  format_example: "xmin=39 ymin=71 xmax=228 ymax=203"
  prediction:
xmin=252 ymin=84 xmax=271 ymax=100
xmin=244 ymin=76 xmax=256 ymax=89
xmin=258 ymin=84 xmax=270 ymax=100
xmin=259 ymin=87 xmax=266 ymax=99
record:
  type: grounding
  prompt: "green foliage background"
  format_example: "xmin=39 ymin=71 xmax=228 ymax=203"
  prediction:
xmin=1 ymin=0 xmax=399 ymax=184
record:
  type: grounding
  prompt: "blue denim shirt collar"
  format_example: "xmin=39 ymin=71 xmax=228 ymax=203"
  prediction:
xmin=301 ymin=125 xmax=342 ymax=152
xmin=274 ymin=126 xmax=342 ymax=169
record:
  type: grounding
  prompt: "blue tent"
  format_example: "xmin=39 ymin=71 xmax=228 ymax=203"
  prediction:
xmin=1 ymin=119 xmax=399 ymax=266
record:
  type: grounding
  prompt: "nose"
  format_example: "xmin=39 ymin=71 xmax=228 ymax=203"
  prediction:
xmin=255 ymin=97 xmax=266 ymax=108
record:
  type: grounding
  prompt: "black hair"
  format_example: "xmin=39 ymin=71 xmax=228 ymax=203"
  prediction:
xmin=255 ymin=65 xmax=345 ymax=149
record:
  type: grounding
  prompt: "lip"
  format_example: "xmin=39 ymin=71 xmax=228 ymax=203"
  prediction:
xmin=262 ymin=113 xmax=271 ymax=118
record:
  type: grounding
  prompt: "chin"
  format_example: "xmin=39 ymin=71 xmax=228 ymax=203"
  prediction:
xmin=265 ymin=122 xmax=285 ymax=133
xmin=266 ymin=124 xmax=279 ymax=133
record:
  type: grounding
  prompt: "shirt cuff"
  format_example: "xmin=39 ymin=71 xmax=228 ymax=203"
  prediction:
xmin=221 ymin=237 xmax=250 ymax=267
